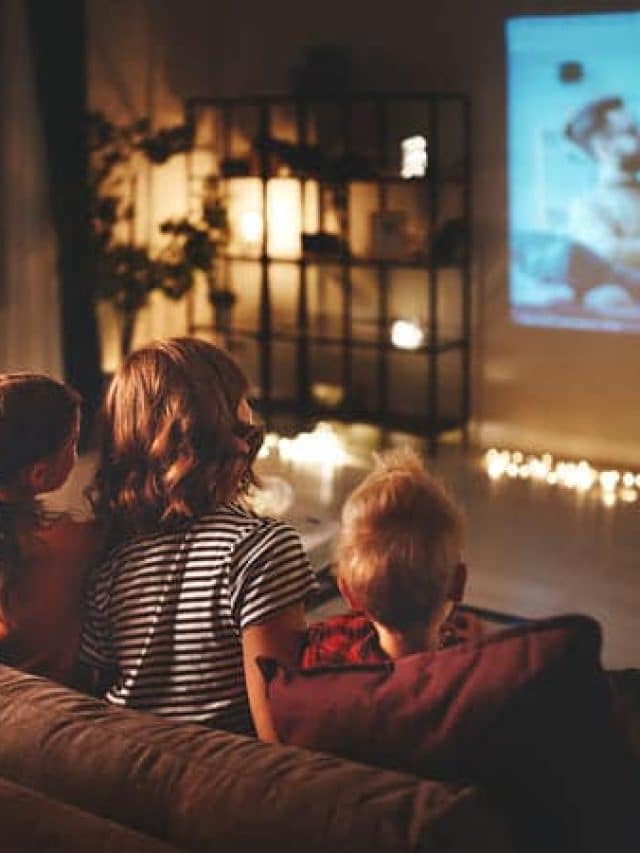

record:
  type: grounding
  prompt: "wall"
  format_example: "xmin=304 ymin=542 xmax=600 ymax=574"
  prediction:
xmin=88 ymin=0 xmax=640 ymax=464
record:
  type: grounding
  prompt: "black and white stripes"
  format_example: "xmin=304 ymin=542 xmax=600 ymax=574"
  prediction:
xmin=80 ymin=504 xmax=316 ymax=734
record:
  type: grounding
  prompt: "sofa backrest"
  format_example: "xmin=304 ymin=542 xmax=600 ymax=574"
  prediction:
xmin=0 ymin=776 xmax=178 ymax=853
xmin=0 ymin=665 xmax=513 ymax=853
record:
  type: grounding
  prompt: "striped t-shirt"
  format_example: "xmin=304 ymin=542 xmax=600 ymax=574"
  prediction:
xmin=79 ymin=504 xmax=317 ymax=734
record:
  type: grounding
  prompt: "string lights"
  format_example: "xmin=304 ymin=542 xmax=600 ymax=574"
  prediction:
xmin=483 ymin=448 xmax=639 ymax=507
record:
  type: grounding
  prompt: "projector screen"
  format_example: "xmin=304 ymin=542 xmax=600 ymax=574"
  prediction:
xmin=507 ymin=12 xmax=640 ymax=333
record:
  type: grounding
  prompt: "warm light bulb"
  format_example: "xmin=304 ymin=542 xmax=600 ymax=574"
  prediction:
xmin=390 ymin=320 xmax=424 ymax=350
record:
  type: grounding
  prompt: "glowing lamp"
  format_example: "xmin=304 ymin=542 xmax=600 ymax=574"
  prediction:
xmin=266 ymin=179 xmax=302 ymax=258
xmin=390 ymin=320 xmax=424 ymax=350
xmin=401 ymin=135 xmax=428 ymax=179
xmin=240 ymin=210 xmax=263 ymax=248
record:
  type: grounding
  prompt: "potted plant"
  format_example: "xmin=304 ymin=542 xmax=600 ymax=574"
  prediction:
xmin=159 ymin=178 xmax=232 ymax=335
xmin=88 ymin=112 xmax=210 ymax=358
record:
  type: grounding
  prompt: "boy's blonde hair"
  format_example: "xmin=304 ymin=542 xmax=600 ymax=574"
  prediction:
xmin=335 ymin=449 xmax=464 ymax=630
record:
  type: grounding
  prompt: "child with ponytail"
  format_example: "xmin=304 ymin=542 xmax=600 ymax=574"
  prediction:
xmin=0 ymin=373 xmax=96 ymax=683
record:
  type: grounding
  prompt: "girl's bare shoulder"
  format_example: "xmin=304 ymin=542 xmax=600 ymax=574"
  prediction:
xmin=38 ymin=517 xmax=104 ymax=566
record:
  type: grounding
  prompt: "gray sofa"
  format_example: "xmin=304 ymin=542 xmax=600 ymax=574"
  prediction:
xmin=0 ymin=664 xmax=514 ymax=852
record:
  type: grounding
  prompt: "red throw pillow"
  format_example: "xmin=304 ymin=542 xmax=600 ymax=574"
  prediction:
xmin=260 ymin=615 xmax=638 ymax=853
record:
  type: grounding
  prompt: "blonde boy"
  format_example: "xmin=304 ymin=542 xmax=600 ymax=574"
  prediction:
xmin=302 ymin=449 xmax=468 ymax=665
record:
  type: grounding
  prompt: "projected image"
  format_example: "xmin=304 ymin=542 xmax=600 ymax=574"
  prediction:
xmin=507 ymin=12 xmax=640 ymax=332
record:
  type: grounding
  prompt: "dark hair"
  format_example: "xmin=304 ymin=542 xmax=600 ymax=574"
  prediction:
xmin=565 ymin=96 xmax=624 ymax=156
xmin=0 ymin=373 xmax=81 ymax=623
xmin=89 ymin=337 xmax=263 ymax=546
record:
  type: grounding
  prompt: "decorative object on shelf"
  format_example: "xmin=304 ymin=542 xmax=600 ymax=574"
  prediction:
xmin=401 ymin=135 xmax=429 ymax=179
xmin=221 ymin=157 xmax=252 ymax=178
xmin=254 ymin=137 xmax=330 ymax=179
xmin=253 ymin=137 xmax=375 ymax=184
xmin=370 ymin=210 xmax=407 ymax=260
xmin=302 ymin=232 xmax=348 ymax=258
xmin=88 ymin=112 xmax=196 ymax=357
xmin=431 ymin=218 xmax=468 ymax=267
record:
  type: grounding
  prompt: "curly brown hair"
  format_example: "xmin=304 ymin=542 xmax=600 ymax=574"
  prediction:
xmin=90 ymin=337 xmax=263 ymax=545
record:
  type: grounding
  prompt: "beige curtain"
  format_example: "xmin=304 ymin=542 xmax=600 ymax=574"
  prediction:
xmin=0 ymin=0 xmax=63 ymax=375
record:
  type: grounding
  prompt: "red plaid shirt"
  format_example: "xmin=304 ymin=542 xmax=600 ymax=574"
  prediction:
xmin=299 ymin=610 xmax=487 ymax=669
xmin=300 ymin=612 xmax=387 ymax=668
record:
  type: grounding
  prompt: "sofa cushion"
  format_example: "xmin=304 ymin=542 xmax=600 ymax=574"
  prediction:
xmin=0 ymin=664 xmax=514 ymax=853
xmin=262 ymin=614 xmax=639 ymax=853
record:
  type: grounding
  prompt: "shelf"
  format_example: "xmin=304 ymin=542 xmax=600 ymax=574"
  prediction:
xmin=187 ymin=163 xmax=467 ymax=188
xmin=250 ymin=396 xmax=466 ymax=437
xmin=222 ymin=252 xmax=463 ymax=271
xmin=185 ymin=90 xmax=472 ymax=451
xmin=217 ymin=326 xmax=467 ymax=355
xmin=187 ymin=91 xmax=470 ymax=108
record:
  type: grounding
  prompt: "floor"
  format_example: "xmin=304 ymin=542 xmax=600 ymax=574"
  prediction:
xmin=51 ymin=423 xmax=640 ymax=669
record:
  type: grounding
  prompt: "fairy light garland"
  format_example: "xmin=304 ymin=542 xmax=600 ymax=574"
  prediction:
xmin=483 ymin=448 xmax=639 ymax=507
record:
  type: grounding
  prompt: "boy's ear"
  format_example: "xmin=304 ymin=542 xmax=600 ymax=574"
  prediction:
xmin=449 ymin=561 xmax=467 ymax=603
xmin=337 ymin=577 xmax=360 ymax=611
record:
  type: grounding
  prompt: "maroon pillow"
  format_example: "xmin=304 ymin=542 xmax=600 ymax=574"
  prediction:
xmin=261 ymin=615 xmax=638 ymax=853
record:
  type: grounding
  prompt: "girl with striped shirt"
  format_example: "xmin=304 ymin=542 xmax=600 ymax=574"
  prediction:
xmin=80 ymin=338 xmax=317 ymax=740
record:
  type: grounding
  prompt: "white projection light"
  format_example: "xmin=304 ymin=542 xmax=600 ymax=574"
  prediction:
xmin=401 ymin=135 xmax=428 ymax=179
xmin=507 ymin=11 xmax=640 ymax=334
xmin=390 ymin=320 xmax=424 ymax=350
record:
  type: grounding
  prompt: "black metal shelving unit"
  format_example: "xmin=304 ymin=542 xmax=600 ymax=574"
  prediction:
xmin=184 ymin=92 xmax=472 ymax=449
